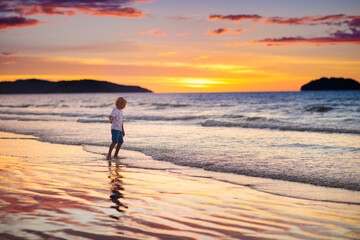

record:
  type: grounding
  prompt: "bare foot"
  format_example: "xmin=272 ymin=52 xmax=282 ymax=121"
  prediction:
xmin=113 ymin=155 xmax=119 ymax=159
xmin=107 ymin=155 xmax=112 ymax=160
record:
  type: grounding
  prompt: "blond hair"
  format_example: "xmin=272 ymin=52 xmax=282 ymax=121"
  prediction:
xmin=115 ymin=97 xmax=127 ymax=109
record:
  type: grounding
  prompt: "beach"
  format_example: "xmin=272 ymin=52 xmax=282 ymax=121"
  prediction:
xmin=0 ymin=131 xmax=359 ymax=240
xmin=1 ymin=0 xmax=360 ymax=238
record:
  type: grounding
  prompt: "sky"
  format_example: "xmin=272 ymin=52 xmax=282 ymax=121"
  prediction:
xmin=0 ymin=0 xmax=359 ymax=93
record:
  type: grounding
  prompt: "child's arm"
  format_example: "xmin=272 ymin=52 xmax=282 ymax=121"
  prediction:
xmin=108 ymin=115 xmax=114 ymax=123
xmin=122 ymin=123 xmax=125 ymax=137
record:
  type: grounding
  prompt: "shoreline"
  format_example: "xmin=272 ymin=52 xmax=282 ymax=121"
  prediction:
xmin=1 ymin=131 xmax=360 ymax=239
xmin=1 ymin=127 xmax=359 ymax=205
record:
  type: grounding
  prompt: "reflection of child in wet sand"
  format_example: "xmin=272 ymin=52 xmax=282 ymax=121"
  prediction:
xmin=107 ymin=97 xmax=127 ymax=160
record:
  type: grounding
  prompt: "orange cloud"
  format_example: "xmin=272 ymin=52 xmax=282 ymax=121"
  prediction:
xmin=2 ymin=61 xmax=16 ymax=65
xmin=138 ymin=29 xmax=166 ymax=36
xmin=206 ymin=28 xmax=231 ymax=35
xmin=2 ymin=52 xmax=21 ymax=57
xmin=82 ymin=6 xmax=143 ymax=17
xmin=208 ymin=14 xmax=262 ymax=22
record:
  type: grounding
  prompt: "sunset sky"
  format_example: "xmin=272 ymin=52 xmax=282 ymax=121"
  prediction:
xmin=0 ymin=0 xmax=359 ymax=93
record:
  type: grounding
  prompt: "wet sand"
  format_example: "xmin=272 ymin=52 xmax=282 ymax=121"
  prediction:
xmin=0 ymin=131 xmax=359 ymax=240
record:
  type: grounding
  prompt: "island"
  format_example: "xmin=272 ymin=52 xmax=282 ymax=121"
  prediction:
xmin=301 ymin=77 xmax=360 ymax=91
xmin=0 ymin=79 xmax=152 ymax=94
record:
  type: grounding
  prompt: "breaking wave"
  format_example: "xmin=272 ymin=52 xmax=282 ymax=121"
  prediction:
xmin=305 ymin=105 xmax=334 ymax=113
xmin=201 ymin=120 xmax=360 ymax=134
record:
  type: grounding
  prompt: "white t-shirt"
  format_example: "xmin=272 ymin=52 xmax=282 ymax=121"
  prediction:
xmin=110 ymin=107 xmax=123 ymax=130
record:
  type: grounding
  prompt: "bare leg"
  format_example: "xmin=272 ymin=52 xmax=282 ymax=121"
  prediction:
xmin=114 ymin=143 xmax=122 ymax=158
xmin=107 ymin=142 xmax=116 ymax=160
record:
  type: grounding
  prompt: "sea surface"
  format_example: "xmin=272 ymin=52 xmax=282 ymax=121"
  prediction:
xmin=0 ymin=91 xmax=359 ymax=200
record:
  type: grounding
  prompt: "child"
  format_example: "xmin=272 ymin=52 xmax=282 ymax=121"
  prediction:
xmin=107 ymin=97 xmax=127 ymax=160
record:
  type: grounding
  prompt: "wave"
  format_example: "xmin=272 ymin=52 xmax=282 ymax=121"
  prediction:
xmin=0 ymin=104 xmax=63 ymax=108
xmin=125 ymin=145 xmax=360 ymax=192
xmin=0 ymin=110 xmax=89 ymax=118
xmin=126 ymin=115 xmax=208 ymax=121
xmin=77 ymin=119 xmax=108 ymax=123
xmin=246 ymin=116 xmax=266 ymax=121
xmin=201 ymin=120 xmax=360 ymax=134
xmin=1 ymin=126 xmax=359 ymax=193
xmin=81 ymin=103 xmax=113 ymax=108
xmin=151 ymin=103 xmax=189 ymax=108
xmin=305 ymin=105 xmax=334 ymax=113
xmin=0 ymin=104 xmax=32 ymax=108
xmin=34 ymin=104 xmax=57 ymax=108
xmin=222 ymin=114 xmax=244 ymax=119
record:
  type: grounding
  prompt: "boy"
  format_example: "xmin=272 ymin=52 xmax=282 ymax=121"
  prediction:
xmin=107 ymin=97 xmax=127 ymax=160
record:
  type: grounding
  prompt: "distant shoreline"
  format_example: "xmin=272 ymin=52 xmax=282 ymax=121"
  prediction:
xmin=0 ymin=79 xmax=153 ymax=94
xmin=301 ymin=77 xmax=360 ymax=91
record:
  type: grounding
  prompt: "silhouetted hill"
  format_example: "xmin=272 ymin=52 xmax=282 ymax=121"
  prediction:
xmin=301 ymin=77 xmax=360 ymax=91
xmin=0 ymin=79 xmax=152 ymax=94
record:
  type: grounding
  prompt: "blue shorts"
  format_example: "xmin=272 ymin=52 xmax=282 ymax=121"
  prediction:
xmin=111 ymin=129 xmax=124 ymax=143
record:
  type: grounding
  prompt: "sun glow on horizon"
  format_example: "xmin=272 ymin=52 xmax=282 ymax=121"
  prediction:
xmin=0 ymin=0 xmax=359 ymax=93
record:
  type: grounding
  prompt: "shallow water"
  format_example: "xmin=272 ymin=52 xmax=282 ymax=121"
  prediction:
xmin=0 ymin=91 xmax=359 ymax=193
xmin=1 ymin=132 xmax=359 ymax=240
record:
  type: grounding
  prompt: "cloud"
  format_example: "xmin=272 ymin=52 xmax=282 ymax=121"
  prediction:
xmin=0 ymin=0 xmax=146 ymax=29
xmin=206 ymin=26 xmax=254 ymax=35
xmin=234 ymin=28 xmax=243 ymax=34
xmin=0 ymin=0 xmax=145 ymax=17
xmin=0 ymin=16 xmax=40 ymax=29
xmin=208 ymin=13 xmax=359 ymax=26
xmin=208 ymin=14 xmax=262 ymax=22
xmin=206 ymin=28 xmax=231 ymax=35
xmin=211 ymin=13 xmax=360 ymax=46
xmin=265 ymin=14 xmax=346 ymax=25
xmin=138 ymin=29 xmax=166 ymax=36
xmin=252 ymin=15 xmax=360 ymax=46
xmin=2 ymin=61 xmax=16 ymax=65
xmin=250 ymin=28 xmax=360 ymax=46
xmin=344 ymin=18 xmax=360 ymax=27
xmin=2 ymin=52 xmax=21 ymax=57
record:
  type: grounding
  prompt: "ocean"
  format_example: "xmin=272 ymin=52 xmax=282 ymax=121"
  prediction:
xmin=0 ymin=91 xmax=359 ymax=202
